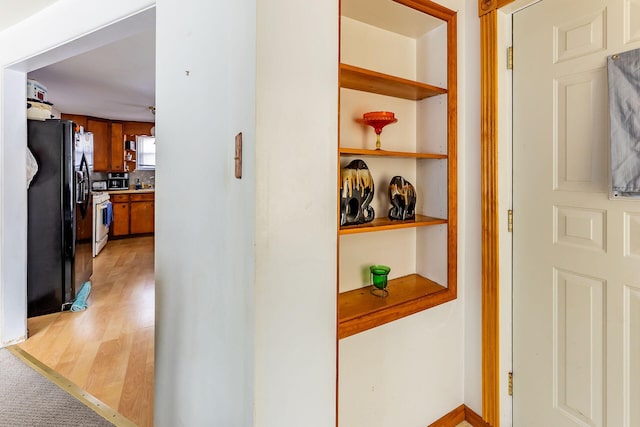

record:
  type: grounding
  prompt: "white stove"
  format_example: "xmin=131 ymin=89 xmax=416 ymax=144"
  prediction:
xmin=93 ymin=192 xmax=111 ymax=257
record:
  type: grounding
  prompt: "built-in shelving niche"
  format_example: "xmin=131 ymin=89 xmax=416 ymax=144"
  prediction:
xmin=337 ymin=0 xmax=457 ymax=339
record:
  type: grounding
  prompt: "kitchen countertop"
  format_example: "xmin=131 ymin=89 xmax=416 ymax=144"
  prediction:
xmin=106 ymin=188 xmax=155 ymax=194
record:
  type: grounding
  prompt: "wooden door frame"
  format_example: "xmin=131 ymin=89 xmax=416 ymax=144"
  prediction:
xmin=478 ymin=1 xmax=515 ymax=426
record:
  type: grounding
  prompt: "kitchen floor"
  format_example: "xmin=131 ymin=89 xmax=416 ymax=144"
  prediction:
xmin=18 ymin=236 xmax=154 ymax=427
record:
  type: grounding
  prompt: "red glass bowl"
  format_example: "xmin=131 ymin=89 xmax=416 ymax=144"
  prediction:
xmin=362 ymin=111 xmax=398 ymax=149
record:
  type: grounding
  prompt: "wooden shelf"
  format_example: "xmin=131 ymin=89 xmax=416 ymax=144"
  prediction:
xmin=338 ymin=274 xmax=454 ymax=339
xmin=340 ymin=147 xmax=447 ymax=159
xmin=340 ymin=63 xmax=447 ymax=100
xmin=340 ymin=214 xmax=446 ymax=235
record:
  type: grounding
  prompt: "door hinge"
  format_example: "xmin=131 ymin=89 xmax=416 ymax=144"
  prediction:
xmin=508 ymin=209 xmax=513 ymax=232
xmin=507 ymin=46 xmax=513 ymax=70
xmin=508 ymin=371 xmax=513 ymax=396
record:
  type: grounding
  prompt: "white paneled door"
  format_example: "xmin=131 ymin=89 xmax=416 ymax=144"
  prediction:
xmin=514 ymin=1 xmax=640 ymax=426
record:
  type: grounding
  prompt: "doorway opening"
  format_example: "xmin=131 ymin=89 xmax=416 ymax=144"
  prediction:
xmin=1 ymin=7 xmax=156 ymax=427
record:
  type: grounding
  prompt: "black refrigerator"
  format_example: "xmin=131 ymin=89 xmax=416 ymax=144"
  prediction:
xmin=27 ymin=119 xmax=93 ymax=317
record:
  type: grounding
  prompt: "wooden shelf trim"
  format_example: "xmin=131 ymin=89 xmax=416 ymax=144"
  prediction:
xmin=339 ymin=214 xmax=446 ymax=235
xmin=339 ymin=147 xmax=447 ymax=159
xmin=394 ymin=0 xmax=457 ymax=22
xmin=340 ymin=63 xmax=447 ymax=100
xmin=481 ymin=9 xmax=500 ymax=427
xmin=338 ymin=274 xmax=454 ymax=339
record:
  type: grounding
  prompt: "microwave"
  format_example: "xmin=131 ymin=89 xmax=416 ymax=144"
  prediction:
xmin=107 ymin=172 xmax=129 ymax=190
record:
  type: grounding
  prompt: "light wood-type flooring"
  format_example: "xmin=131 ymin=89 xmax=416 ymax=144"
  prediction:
xmin=19 ymin=236 xmax=154 ymax=427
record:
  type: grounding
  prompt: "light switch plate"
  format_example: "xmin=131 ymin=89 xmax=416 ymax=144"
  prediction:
xmin=235 ymin=132 xmax=242 ymax=179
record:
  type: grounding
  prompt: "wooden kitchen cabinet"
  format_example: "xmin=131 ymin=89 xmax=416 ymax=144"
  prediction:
xmin=111 ymin=194 xmax=130 ymax=237
xmin=109 ymin=192 xmax=154 ymax=237
xmin=110 ymin=122 xmax=125 ymax=172
xmin=130 ymin=193 xmax=154 ymax=234
xmin=124 ymin=149 xmax=137 ymax=172
xmin=123 ymin=137 xmax=137 ymax=172
xmin=61 ymin=114 xmax=153 ymax=172
xmin=123 ymin=121 xmax=153 ymax=136
xmin=61 ymin=113 xmax=87 ymax=130
xmin=86 ymin=118 xmax=110 ymax=172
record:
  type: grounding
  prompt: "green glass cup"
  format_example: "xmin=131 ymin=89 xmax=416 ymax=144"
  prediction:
xmin=369 ymin=265 xmax=391 ymax=297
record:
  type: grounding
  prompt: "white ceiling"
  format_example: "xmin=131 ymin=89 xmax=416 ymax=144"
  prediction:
xmin=0 ymin=0 xmax=60 ymax=32
xmin=1 ymin=0 xmax=155 ymax=123
xmin=28 ymin=29 xmax=156 ymax=122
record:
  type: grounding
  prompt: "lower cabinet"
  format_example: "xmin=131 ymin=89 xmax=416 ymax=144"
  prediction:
xmin=130 ymin=193 xmax=155 ymax=234
xmin=110 ymin=192 xmax=154 ymax=237
xmin=111 ymin=195 xmax=131 ymax=236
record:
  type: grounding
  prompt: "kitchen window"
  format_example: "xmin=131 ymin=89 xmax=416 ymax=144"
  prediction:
xmin=137 ymin=136 xmax=156 ymax=170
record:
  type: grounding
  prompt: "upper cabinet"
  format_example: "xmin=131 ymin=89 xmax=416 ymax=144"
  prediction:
xmin=85 ymin=118 xmax=110 ymax=172
xmin=59 ymin=114 xmax=87 ymax=130
xmin=123 ymin=121 xmax=153 ymax=137
xmin=110 ymin=122 xmax=125 ymax=172
xmin=337 ymin=0 xmax=457 ymax=339
xmin=62 ymin=114 xmax=153 ymax=173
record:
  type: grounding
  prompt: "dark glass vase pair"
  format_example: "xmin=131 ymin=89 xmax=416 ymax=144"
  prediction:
xmin=340 ymin=160 xmax=416 ymax=226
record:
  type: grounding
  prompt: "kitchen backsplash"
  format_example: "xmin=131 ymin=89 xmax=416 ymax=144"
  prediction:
xmin=92 ymin=170 xmax=155 ymax=189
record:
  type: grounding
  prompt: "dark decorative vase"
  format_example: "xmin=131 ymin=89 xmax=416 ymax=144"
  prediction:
xmin=388 ymin=175 xmax=416 ymax=221
xmin=340 ymin=159 xmax=375 ymax=226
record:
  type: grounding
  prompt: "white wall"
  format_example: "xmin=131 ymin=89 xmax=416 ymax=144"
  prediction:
xmin=254 ymin=0 xmax=338 ymax=425
xmin=0 ymin=68 xmax=28 ymax=345
xmin=462 ymin=0 xmax=483 ymax=415
xmin=154 ymin=0 xmax=256 ymax=425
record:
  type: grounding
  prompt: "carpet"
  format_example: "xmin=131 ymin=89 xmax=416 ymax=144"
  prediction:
xmin=0 ymin=347 xmax=115 ymax=427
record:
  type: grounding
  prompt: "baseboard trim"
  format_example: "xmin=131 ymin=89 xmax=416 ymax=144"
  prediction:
xmin=1 ymin=334 xmax=27 ymax=347
xmin=7 ymin=346 xmax=137 ymax=427
xmin=428 ymin=404 xmax=492 ymax=427
xmin=464 ymin=405 xmax=492 ymax=427
xmin=429 ymin=404 xmax=465 ymax=426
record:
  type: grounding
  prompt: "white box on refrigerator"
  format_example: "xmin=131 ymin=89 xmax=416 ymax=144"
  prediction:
xmin=27 ymin=79 xmax=48 ymax=101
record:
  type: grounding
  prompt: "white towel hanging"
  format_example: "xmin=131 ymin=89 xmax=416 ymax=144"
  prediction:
xmin=26 ymin=147 xmax=38 ymax=189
